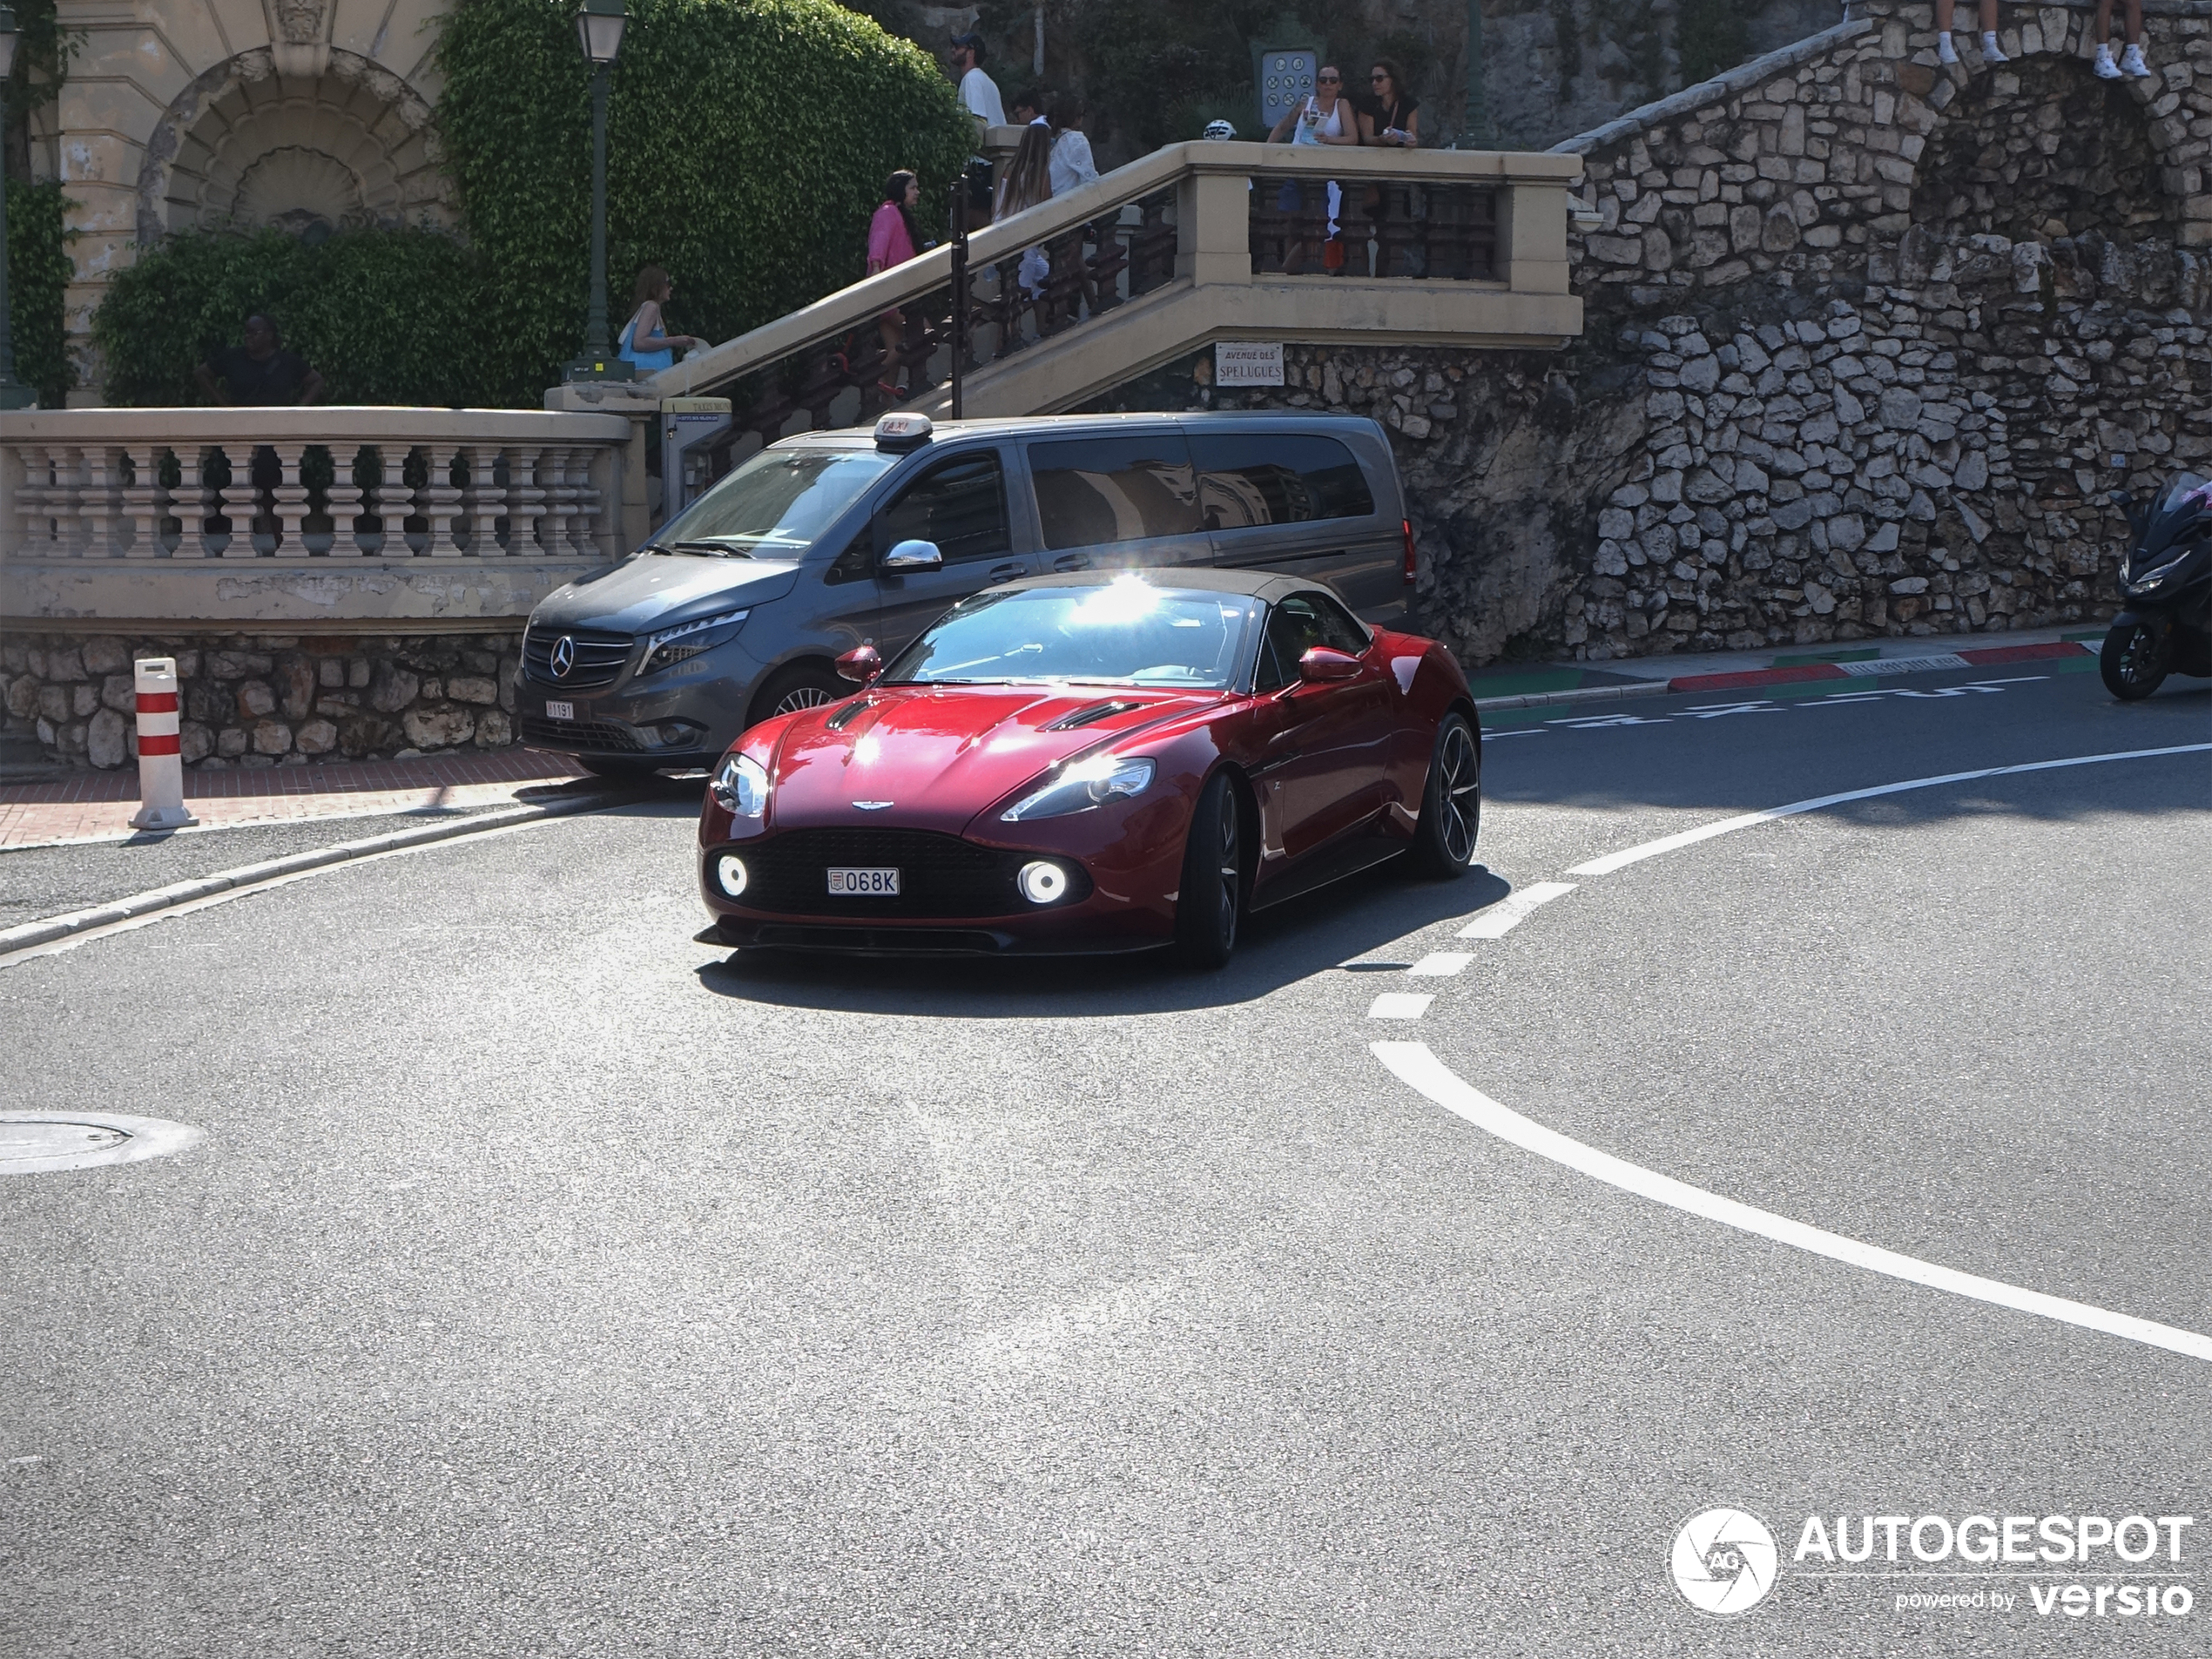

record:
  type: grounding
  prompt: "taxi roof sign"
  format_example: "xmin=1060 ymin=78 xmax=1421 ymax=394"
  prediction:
xmin=873 ymin=412 xmax=934 ymax=452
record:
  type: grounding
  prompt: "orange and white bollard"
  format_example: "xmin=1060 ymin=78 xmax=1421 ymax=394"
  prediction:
xmin=129 ymin=658 xmax=198 ymax=832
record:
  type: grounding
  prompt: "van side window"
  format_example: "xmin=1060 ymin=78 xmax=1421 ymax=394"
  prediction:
xmin=1028 ymin=435 xmax=1202 ymax=549
xmin=1190 ymin=433 xmax=1376 ymax=531
xmin=878 ymin=451 xmax=1011 ymax=563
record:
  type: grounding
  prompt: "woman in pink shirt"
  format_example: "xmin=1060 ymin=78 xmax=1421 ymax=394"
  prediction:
xmin=868 ymin=171 xmax=923 ymax=398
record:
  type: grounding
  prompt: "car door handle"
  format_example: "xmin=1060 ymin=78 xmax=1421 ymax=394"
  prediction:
xmin=1052 ymin=553 xmax=1091 ymax=572
xmin=986 ymin=562 xmax=1028 ymax=583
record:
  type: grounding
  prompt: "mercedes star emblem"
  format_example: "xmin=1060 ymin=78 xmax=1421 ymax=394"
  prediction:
xmin=550 ymin=636 xmax=576 ymax=678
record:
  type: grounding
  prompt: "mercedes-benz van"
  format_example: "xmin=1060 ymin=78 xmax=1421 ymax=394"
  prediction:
xmin=516 ymin=410 xmax=1413 ymax=775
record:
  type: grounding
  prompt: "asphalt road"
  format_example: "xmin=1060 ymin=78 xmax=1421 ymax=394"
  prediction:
xmin=3 ymin=660 xmax=2208 ymax=1656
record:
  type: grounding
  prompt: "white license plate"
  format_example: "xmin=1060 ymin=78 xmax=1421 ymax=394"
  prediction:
xmin=826 ymin=867 xmax=900 ymax=896
xmin=544 ymin=700 xmax=575 ymax=721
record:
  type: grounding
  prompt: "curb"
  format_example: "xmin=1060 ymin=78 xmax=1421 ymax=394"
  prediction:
xmin=1665 ymin=640 xmax=2092 ymax=696
xmin=1474 ymin=679 xmax=1674 ymax=713
xmin=0 ymin=790 xmax=623 ymax=958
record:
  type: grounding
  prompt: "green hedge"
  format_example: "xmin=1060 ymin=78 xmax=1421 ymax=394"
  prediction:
xmin=8 ymin=179 xmax=72 ymax=407
xmin=91 ymin=228 xmax=502 ymax=407
xmin=433 ymin=0 xmax=975 ymax=398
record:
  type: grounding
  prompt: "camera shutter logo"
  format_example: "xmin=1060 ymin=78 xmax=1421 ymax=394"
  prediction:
xmin=1670 ymin=1507 xmax=1779 ymax=1617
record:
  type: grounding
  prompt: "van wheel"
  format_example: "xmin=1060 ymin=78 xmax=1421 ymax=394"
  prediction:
xmin=753 ymin=662 xmax=847 ymax=723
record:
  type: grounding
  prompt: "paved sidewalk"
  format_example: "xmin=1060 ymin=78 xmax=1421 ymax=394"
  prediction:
xmin=0 ymin=748 xmax=597 ymax=850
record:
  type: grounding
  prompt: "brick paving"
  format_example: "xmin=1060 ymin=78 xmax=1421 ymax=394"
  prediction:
xmin=0 ymin=749 xmax=598 ymax=850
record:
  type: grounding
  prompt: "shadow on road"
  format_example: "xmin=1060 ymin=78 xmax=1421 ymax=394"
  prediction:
xmin=691 ymin=862 xmax=1511 ymax=1017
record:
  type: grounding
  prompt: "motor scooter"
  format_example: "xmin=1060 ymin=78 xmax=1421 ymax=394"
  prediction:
xmin=2101 ymin=473 xmax=2212 ymax=700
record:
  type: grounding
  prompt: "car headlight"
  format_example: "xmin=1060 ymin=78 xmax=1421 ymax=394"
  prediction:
xmin=711 ymin=751 xmax=770 ymax=819
xmin=644 ymin=609 xmax=749 ymax=674
xmin=1000 ymin=754 xmax=1157 ymax=822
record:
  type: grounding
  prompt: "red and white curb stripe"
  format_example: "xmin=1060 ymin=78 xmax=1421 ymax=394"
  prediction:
xmin=1472 ymin=639 xmax=2093 ymax=711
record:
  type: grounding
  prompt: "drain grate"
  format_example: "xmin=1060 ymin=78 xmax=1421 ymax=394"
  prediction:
xmin=0 ymin=1113 xmax=202 ymax=1174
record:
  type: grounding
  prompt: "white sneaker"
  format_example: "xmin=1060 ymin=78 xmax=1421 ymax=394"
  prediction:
xmin=2094 ymin=43 xmax=2122 ymax=78
xmin=2121 ymin=43 xmax=2150 ymax=77
xmin=1937 ymin=31 xmax=1959 ymax=64
xmin=1981 ymin=30 xmax=2008 ymax=63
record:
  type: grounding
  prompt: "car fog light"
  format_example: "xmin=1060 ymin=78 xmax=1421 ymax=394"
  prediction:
xmin=716 ymin=855 xmax=748 ymax=897
xmin=1017 ymin=860 xmax=1069 ymax=904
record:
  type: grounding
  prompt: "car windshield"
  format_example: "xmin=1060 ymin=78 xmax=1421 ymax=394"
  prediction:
xmin=651 ymin=445 xmax=895 ymax=555
xmin=884 ymin=577 xmax=1259 ymax=689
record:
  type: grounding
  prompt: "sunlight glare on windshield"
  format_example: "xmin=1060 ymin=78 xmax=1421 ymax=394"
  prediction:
xmin=1069 ymin=572 xmax=1164 ymax=627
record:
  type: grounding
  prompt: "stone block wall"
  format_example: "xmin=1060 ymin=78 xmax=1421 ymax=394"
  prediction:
xmin=0 ymin=633 xmax=521 ymax=770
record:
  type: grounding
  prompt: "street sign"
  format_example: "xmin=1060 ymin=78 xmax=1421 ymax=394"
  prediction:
xmin=1216 ymin=341 xmax=1285 ymax=387
xmin=1253 ymin=45 xmax=1317 ymax=134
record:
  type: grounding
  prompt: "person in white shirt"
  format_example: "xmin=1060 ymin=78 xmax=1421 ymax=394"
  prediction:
xmin=1047 ymin=93 xmax=1099 ymax=197
xmin=949 ymin=33 xmax=1007 ymax=126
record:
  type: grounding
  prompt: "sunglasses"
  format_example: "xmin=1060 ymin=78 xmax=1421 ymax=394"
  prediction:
xmin=1371 ymin=73 xmax=1390 ymax=82
xmin=1318 ymin=73 xmax=1341 ymax=82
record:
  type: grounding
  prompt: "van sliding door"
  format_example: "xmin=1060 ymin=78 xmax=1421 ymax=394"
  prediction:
xmin=1023 ymin=432 xmax=1213 ymax=577
xmin=1193 ymin=430 xmax=1402 ymax=621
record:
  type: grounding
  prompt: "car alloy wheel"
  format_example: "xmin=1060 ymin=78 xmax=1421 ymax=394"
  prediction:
xmin=1411 ymin=713 xmax=1480 ymax=878
xmin=1175 ymin=772 xmax=1242 ymax=968
xmin=773 ymin=684 xmax=839 ymax=715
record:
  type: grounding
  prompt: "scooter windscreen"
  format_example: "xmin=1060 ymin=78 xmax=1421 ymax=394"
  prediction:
xmin=2131 ymin=472 xmax=2212 ymax=582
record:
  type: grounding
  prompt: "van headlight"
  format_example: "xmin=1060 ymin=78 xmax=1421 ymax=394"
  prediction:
xmin=1001 ymin=755 xmax=1156 ymax=822
xmin=644 ymin=608 xmax=749 ymax=674
xmin=711 ymin=751 xmax=771 ymax=820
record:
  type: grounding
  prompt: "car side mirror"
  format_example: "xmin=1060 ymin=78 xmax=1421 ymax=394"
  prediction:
xmin=834 ymin=645 xmax=883 ymax=684
xmin=880 ymin=538 xmax=942 ymax=571
xmin=1298 ymin=646 xmax=1363 ymax=683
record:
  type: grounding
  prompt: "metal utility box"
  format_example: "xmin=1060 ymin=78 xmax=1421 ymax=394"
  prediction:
xmin=1252 ymin=44 xmax=1318 ymax=134
xmin=660 ymin=396 xmax=732 ymax=520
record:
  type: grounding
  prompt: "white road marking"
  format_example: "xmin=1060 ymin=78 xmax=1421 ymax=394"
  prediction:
xmin=1408 ymin=952 xmax=1474 ymax=976
xmin=1369 ymin=993 xmax=1434 ymax=1020
xmin=1372 ymin=1041 xmax=2212 ymax=1364
xmin=1568 ymin=744 xmax=2212 ymax=878
xmin=1457 ymin=881 xmax=1577 ymax=939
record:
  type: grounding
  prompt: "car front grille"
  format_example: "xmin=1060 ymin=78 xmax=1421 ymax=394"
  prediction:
xmin=519 ymin=714 xmax=642 ymax=752
xmin=723 ymin=828 xmax=1091 ymax=919
xmin=523 ymin=624 xmax=633 ymax=691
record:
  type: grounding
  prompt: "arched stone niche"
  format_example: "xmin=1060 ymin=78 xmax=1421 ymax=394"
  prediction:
xmin=1911 ymin=57 xmax=2171 ymax=245
xmin=137 ymin=47 xmax=455 ymax=244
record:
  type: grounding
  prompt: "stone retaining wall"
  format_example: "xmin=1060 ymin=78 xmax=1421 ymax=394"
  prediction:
xmin=0 ymin=633 xmax=521 ymax=770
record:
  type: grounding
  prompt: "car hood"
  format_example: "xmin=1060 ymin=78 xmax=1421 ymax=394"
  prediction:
xmin=529 ymin=550 xmax=802 ymax=636
xmin=767 ymin=684 xmax=1220 ymax=833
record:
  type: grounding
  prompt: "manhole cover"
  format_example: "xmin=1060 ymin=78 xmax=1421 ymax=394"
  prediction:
xmin=0 ymin=1113 xmax=202 ymax=1174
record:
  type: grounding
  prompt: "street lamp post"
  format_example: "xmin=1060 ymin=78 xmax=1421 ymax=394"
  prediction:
xmin=0 ymin=4 xmax=36 ymax=409
xmin=564 ymin=0 xmax=631 ymax=382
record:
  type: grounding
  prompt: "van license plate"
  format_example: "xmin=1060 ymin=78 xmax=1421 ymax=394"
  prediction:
xmin=826 ymin=867 xmax=900 ymax=896
xmin=545 ymin=700 xmax=575 ymax=722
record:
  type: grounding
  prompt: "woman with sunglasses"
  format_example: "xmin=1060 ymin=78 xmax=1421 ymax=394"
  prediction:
xmin=1266 ymin=64 xmax=1359 ymax=273
xmin=1359 ymin=60 xmax=1420 ymax=148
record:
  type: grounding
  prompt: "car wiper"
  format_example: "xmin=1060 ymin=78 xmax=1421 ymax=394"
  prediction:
xmin=658 ymin=538 xmax=755 ymax=558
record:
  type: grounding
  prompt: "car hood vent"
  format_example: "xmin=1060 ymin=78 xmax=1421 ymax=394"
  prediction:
xmin=825 ymin=698 xmax=873 ymax=731
xmin=1042 ymin=699 xmax=1143 ymax=732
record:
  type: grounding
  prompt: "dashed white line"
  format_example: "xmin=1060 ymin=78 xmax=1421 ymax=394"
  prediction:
xmin=1408 ymin=952 xmax=1474 ymax=976
xmin=1458 ymin=881 xmax=1577 ymax=940
xmin=1372 ymin=1041 xmax=2212 ymax=1364
xmin=1568 ymin=743 xmax=2212 ymax=878
xmin=1368 ymin=993 xmax=1434 ymax=1020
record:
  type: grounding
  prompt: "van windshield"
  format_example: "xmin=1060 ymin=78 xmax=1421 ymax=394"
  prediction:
xmin=653 ymin=446 xmax=895 ymax=556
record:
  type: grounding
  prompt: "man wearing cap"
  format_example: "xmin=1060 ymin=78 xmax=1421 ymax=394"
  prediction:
xmin=949 ymin=32 xmax=1007 ymax=126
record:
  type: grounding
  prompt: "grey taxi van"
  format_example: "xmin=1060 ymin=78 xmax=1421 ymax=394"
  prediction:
xmin=516 ymin=409 xmax=1414 ymax=774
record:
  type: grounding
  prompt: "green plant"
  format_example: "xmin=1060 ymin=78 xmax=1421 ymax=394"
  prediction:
xmin=7 ymin=179 xmax=71 ymax=405
xmin=433 ymin=0 xmax=975 ymax=395
xmin=1677 ymin=0 xmax=1750 ymax=84
xmin=91 ymin=227 xmax=503 ymax=407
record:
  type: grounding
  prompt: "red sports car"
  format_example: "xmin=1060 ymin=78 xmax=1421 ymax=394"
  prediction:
xmin=695 ymin=570 xmax=1481 ymax=965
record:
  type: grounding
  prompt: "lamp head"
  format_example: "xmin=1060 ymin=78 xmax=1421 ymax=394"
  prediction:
xmin=574 ymin=0 xmax=625 ymax=66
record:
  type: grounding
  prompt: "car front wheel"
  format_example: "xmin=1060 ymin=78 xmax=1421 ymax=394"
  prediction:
xmin=1174 ymin=772 xmax=1243 ymax=968
xmin=1409 ymin=713 xmax=1480 ymax=878
xmin=752 ymin=661 xmax=849 ymax=725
